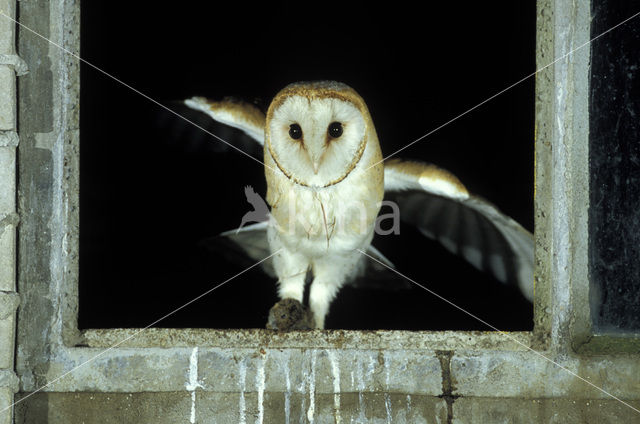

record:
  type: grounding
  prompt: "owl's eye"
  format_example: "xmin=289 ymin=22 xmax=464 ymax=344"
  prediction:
xmin=328 ymin=122 xmax=343 ymax=138
xmin=289 ymin=123 xmax=303 ymax=140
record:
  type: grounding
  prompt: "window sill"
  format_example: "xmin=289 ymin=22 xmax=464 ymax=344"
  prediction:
xmin=80 ymin=328 xmax=534 ymax=351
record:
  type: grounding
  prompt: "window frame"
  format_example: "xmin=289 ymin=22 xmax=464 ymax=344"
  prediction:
xmin=13 ymin=0 xmax=639 ymax=405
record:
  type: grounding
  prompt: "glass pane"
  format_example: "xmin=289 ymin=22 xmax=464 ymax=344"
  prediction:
xmin=589 ymin=2 xmax=640 ymax=332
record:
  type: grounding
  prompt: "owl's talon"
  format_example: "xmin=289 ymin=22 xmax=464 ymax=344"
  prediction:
xmin=266 ymin=298 xmax=314 ymax=331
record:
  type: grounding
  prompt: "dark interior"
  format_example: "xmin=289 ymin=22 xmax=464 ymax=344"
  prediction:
xmin=79 ymin=3 xmax=535 ymax=330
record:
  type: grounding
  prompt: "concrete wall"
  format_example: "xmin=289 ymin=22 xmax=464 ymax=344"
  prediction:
xmin=8 ymin=0 xmax=640 ymax=423
xmin=0 ymin=0 xmax=25 ymax=422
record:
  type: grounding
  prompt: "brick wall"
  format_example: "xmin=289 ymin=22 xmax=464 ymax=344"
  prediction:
xmin=0 ymin=1 xmax=25 ymax=423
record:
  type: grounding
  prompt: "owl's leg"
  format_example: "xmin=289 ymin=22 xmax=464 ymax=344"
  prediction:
xmin=309 ymin=252 xmax=362 ymax=329
xmin=269 ymin=233 xmax=309 ymax=302
xmin=276 ymin=253 xmax=308 ymax=302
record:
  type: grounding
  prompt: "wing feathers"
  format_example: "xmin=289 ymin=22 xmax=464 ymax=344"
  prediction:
xmin=184 ymin=96 xmax=266 ymax=144
xmin=384 ymin=158 xmax=469 ymax=200
xmin=385 ymin=159 xmax=534 ymax=301
xmin=187 ymin=98 xmax=534 ymax=301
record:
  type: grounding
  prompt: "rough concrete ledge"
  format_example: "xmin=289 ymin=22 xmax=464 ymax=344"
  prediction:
xmin=14 ymin=392 xmax=640 ymax=424
xmin=0 ymin=66 xmax=16 ymax=130
xmin=0 ymin=3 xmax=17 ymax=421
xmin=452 ymin=351 xmax=640 ymax=399
xmin=81 ymin=328 xmax=533 ymax=351
xmin=0 ymin=131 xmax=18 ymax=147
xmin=20 ymin=344 xmax=640 ymax=401
xmin=21 ymin=347 xmax=443 ymax=396
xmin=0 ymin=54 xmax=28 ymax=76
xmin=0 ymin=0 xmax=17 ymax=57
xmin=15 ymin=392 xmax=193 ymax=424
xmin=15 ymin=391 xmax=449 ymax=424
xmin=0 ymin=389 xmax=14 ymax=424
xmin=454 ymin=397 xmax=640 ymax=424
xmin=0 ymin=370 xmax=18 ymax=393
xmin=0 ymin=290 xmax=19 ymax=319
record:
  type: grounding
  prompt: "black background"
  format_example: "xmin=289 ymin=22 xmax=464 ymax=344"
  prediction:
xmin=79 ymin=3 xmax=535 ymax=330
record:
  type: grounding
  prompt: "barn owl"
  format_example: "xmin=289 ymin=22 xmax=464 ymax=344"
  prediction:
xmin=185 ymin=81 xmax=534 ymax=329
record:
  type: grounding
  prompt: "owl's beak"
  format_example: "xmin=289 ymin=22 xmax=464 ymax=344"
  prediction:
xmin=307 ymin=143 xmax=323 ymax=174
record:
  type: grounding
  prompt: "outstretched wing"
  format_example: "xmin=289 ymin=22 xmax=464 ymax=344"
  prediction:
xmin=182 ymin=97 xmax=533 ymax=298
xmin=184 ymin=97 xmax=266 ymax=144
xmin=384 ymin=159 xmax=534 ymax=302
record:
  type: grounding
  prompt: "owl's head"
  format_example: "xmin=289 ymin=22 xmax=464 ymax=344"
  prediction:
xmin=265 ymin=81 xmax=372 ymax=188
